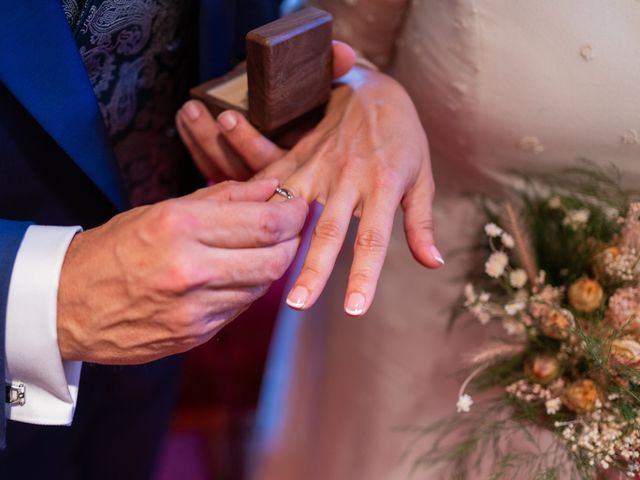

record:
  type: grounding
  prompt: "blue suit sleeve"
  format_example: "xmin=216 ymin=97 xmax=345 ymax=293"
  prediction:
xmin=0 ymin=219 xmax=32 ymax=449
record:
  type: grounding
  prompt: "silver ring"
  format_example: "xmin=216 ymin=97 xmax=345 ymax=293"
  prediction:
xmin=275 ymin=186 xmax=294 ymax=200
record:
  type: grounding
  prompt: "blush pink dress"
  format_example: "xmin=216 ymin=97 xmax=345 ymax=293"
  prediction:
xmin=251 ymin=2 xmax=640 ymax=479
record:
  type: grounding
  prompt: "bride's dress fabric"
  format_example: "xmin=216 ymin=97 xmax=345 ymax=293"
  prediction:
xmin=251 ymin=2 xmax=640 ymax=479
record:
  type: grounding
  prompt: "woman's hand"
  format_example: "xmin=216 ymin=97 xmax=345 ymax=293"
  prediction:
xmin=177 ymin=67 xmax=442 ymax=316
xmin=177 ymin=40 xmax=355 ymax=182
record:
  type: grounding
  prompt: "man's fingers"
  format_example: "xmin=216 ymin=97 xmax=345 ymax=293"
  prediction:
xmin=170 ymin=237 xmax=300 ymax=289
xmin=205 ymin=237 xmax=301 ymax=287
xmin=331 ymin=40 xmax=356 ymax=79
xmin=189 ymin=179 xmax=279 ymax=202
xmin=180 ymin=197 xmax=308 ymax=248
xmin=200 ymin=285 xmax=271 ymax=324
xmin=177 ymin=100 xmax=253 ymax=180
xmin=285 ymin=190 xmax=358 ymax=310
xmin=344 ymin=191 xmax=400 ymax=316
xmin=217 ymin=111 xmax=285 ymax=171
xmin=401 ymin=169 xmax=443 ymax=269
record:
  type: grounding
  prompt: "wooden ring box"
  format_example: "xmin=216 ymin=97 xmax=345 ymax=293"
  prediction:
xmin=190 ymin=7 xmax=333 ymax=136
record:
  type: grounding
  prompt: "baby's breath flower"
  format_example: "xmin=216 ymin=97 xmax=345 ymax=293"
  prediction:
xmin=563 ymin=208 xmax=591 ymax=230
xmin=456 ymin=394 xmax=473 ymax=413
xmin=505 ymin=301 xmax=525 ymax=316
xmin=485 ymin=252 xmax=509 ymax=278
xmin=548 ymin=196 xmax=562 ymax=209
xmin=484 ymin=222 xmax=503 ymax=238
xmin=501 ymin=232 xmax=515 ymax=249
xmin=606 ymin=287 xmax=640 ymax=332
xmin=545 ymin=397 xmax=562 ymax=415
xmin=463 ymin=283 xmax=477 ymax=306
xmin=469 ymin=305 xmax=490 ymax=325
xmin=502 ymin=317 xmax=526 ymax=336
xmin=572 ymin=209 xmax=590 ymax=223
xmin=506 ymin=379 xmax=554 ymax=402
xmin=509 ymin=269 xmax=527 ymax=289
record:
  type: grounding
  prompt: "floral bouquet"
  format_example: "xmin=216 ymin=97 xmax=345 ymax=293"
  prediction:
xmin=410 ymin=165 xmax=640 ymax=479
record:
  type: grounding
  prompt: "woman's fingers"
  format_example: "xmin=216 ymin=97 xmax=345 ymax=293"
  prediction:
xmin=178 ymin=38 xmax=354 ymax=180
xmin=217 ymin=111 xmax=285 ymax=171
xmin=176 ymin=112 xmax=228 ymax=182
xmin=253 ymin=156 xmax=302 ymax=187
xmin=401 ymin=168 xmax=444 ymax=269
xmin=177 ymin=101 xmax=253 ymax=180
xmin=343 ymin=188 xmax=402 ymax=316
xmin=331 ymin=40 xmax=356 ymax=79
xmin=285 ymin=188 xmax=358 ymax=310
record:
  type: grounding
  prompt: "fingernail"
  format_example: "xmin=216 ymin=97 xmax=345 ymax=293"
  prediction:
xmin=183 ymin=101 xmax=201 ymax=121
xmin=218 ymin=111 xmax=238 ymax=131
xmin=430 ymin=245 xmax=445 ymax=265
xmin=286 ymin=285 xmax=309 ymax=309
xmin=345 ymin=292 xmax=366 ymax=316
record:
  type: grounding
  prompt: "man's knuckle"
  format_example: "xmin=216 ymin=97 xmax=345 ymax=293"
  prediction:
xmin=153 ymin=202 xmax=195 ymax=235
xmin=240 ymin=287 xmax=266 ymax=307
xmin=258 ymin=209 xmax=282 ymax=243
xmin=167 ymin=266 xmax=191 ymax=291
xmin=265 ymin=249 xmax=291 ymax=280
xmin=166 ymin=259 xmax=204 ymax=292
xmin=174 ymin=303 xmax=202 ymax=334
xmin=230 ymin=291 xmax=251 ymax=309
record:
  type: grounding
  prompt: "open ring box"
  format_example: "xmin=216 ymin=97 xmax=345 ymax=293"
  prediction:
xmin=190 ymin=7 xmax=333 ymax=137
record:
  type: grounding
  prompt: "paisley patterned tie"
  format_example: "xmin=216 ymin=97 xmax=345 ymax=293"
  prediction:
xmin=62 ymin=0 xmax=198 ymax=206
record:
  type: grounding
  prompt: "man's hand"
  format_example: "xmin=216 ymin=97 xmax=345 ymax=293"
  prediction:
xmin=177 ymin=66 xmax=441 ymax=317
xmin=57 ymin=179 xmax=308 ymax=365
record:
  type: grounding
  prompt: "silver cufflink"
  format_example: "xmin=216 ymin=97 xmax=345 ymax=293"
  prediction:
xmin=5 ymin=383 xmax=26 ymax=406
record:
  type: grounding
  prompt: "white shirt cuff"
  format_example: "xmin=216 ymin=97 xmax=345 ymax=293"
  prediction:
xmin=5 ymin=225 xmax=83 ymax=425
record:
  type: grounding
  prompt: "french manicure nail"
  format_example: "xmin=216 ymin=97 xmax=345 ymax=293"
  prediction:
xmin=218 ymin=111 xmax=238 ymax=131
xmin=183 ymin=101 xmax=201 ymax=121
xmin=430 ymin=245 xmax=445 ymax=265
xmin=345 ymin=292 xmax=366 ymax=316
xmin=286 ymin=286 xmax=309 ymax=309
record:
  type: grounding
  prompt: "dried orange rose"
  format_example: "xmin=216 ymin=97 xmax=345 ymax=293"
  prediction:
xmin=568 ymin=278 xmax=603 ymax=313
xmin=561 ymin=379 xmax=599 ymax=414
xmin=526 ymin=356 xmax=560 ymax=385
xmin=541 ymin=309 xmax=574 ymax=340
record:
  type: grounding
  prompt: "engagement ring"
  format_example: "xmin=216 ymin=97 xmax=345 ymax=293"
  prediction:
xmin=274 ymin=186 xmax=294 ymax=200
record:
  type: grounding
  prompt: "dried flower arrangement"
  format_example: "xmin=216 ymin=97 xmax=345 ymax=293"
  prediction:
xmin=407 ymin=164 xmax=640 ymax=479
